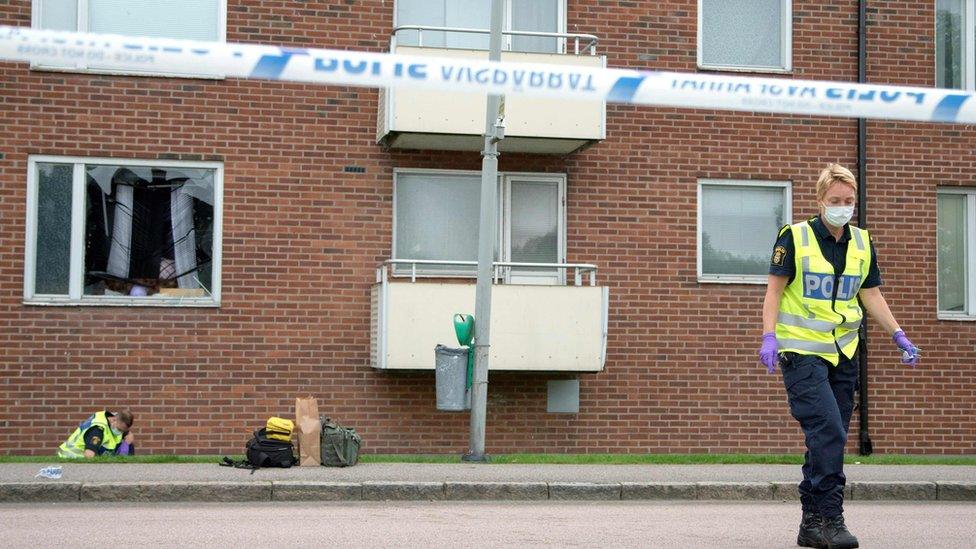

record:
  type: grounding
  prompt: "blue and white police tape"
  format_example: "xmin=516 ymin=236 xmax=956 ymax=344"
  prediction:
xmin=2 ymin=25 xmax=975 ymax=124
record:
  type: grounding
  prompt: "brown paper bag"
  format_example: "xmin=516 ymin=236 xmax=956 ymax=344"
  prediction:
xmin=295 ymin=396 xmax=322 ymax=466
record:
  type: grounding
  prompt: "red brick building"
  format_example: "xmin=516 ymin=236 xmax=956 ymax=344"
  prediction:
xmin=1 ymin=1 xmax=973 ymax=456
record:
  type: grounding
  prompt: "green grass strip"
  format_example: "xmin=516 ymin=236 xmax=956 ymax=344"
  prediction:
xmin=1 ymin=453 xmax=974 ymax=465
xmin=361 ymin=453 xmax=976 ymax=466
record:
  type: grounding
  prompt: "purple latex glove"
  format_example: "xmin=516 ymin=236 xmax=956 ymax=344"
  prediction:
xmin=759 ymin=332 xmax=779 ymax=374
xmin=892 ymin=330 xmax=920 ymax=367
xmin=116 ymin=441 xmax=131 ymax=455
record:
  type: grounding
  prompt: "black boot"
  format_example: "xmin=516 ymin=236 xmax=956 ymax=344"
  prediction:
xmin=821 ymin=514 xmax=859 ymax=549
xmin=797 ymin=511 xmax=827 ymax=548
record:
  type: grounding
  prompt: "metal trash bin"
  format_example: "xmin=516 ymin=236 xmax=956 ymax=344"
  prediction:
xmin=435 ymin=344 xmax=469 ymax=411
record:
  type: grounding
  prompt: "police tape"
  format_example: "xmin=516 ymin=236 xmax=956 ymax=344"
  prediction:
xmin=2 ymin=25 xmax=975 ymax=124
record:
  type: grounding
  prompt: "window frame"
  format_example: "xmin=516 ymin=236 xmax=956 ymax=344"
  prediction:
xmin=697 ymin=0 xmax=793 ymax=73
xmin=24 ymin=155 xmax=224 ymax=307
xmin=697 ymin=179 xmax=793 ymax=284
xmin=30 ymin=0 xmax=227 ymax=78
xmin=392 ymin=168 xmax=566 ymax=279
xmin=936 ymin=187 xmax=976 ymax=320
xmin=935 ymin=0 xmax=976 ymax=89
xmin=392 ymin=0 xmax=568 ymax=53
xmin=501 ymin=173 xmax=567 ymax=284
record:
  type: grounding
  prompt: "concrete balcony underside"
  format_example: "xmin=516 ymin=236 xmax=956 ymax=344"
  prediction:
xmin=377 ymin=46 xmax=607 ymax=155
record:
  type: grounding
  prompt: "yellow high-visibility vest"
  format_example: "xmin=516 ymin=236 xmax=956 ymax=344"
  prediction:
xmin=775 ymin=220 xmax=871 ymax=366
xmin=57 ymin=411 xmax=123 ymax=458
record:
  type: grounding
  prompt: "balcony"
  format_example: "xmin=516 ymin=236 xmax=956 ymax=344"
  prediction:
xmin=371 ymin=260 xmax=609 ymax=372
xmin=377 ymin=26 xmax=607 ymax=155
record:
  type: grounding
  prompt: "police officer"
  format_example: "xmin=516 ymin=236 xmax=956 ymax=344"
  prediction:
xmin=58 ymin=408 xmax=135 ymax=458
xmin=759 ymin=164 xmax=919 ymax=549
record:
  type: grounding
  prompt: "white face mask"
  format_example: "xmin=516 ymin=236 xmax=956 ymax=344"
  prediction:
xmin=822 ymin=205 xmax=854 ymax=227
xmin=110 ymin=426 xmax=123 ymax=436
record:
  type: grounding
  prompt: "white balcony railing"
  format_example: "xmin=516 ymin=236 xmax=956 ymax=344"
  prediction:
xmin=391 ymin=25 xmax=599 ymax=55
xmin=376 ymin=259 xmax=598 ymax=286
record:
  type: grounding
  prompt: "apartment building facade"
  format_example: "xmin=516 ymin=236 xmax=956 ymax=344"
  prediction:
xmin=0 ymin=1 xmax=973 ymax=455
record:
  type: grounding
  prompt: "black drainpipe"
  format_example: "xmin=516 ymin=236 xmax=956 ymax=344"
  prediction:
xmin=856 ymin=0 xmax=873 ymax=456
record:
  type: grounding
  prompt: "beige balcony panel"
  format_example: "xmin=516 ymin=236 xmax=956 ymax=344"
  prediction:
xmin=378 ymin=46 xmax=606 ymax=154
xmin=372 ymin=282 xmax=608 ymax=372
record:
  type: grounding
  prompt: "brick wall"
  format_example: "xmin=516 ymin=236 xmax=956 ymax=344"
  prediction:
xmin=0 ymin=1 xmax=973 ymax=455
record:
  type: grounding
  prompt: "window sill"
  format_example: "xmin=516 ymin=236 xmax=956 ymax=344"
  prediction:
xmin=697 ymin=64 xmax=793 ymax=75
xmin=24 ymin=297 xmax=219 ymax=307
xmin=30 ymin=64 xmax=225 ymax=80
xmin=937 ymin=312 xmax=976 ymax=321
xmin=697 ymin=275 xmax=767 ymax=285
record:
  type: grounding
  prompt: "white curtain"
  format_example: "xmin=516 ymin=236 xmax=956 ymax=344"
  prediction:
xmin=511 ymin=0 xmax=559 ymax=53
xmin=39 ymin=0 xmax=78 ymax=31
xmin=510 ymin=180 xmax=558 ymax=265
xmin=171 ymin=186 xmax=199 ymax=289
xmin=701 ymin=0 xmax=783 ymax=68
xmin=937 ymin=194 xmax=967 ymax=311
xmin=701 ymin=185 xmax=785 ymax=276
xmin=88 ymin=0 xmax=220 ymax=41
xmin=395 ymin=173 xmax=481 ymax=272
xmin=106 ymin=184 xmax=133 ymax=279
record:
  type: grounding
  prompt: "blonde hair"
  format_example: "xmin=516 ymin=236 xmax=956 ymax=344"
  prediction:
xmin=816 ymin=163 xmax=858 ymax=201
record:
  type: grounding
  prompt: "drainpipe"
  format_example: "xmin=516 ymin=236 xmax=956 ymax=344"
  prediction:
xmin=856 ymin=0 xmax=873 ymax=456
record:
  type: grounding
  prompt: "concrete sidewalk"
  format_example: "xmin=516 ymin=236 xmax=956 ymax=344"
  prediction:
xmin=1 ymin=462 xmax=974 ymax=503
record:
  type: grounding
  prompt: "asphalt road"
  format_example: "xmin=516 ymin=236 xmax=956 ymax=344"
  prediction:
xmin=2 ymin=501 xmax=974 ymax=548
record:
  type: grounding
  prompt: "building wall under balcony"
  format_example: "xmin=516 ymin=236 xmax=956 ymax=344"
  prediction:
xmin=373 ymin=282 xmax=608 ymax=371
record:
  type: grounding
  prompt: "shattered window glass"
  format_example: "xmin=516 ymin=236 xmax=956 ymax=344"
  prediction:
xmin=83 ymin=165 xmax=215 ymax=298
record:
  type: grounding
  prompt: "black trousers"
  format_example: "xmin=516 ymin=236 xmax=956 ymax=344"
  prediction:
xmin=780 ymin=351 xmax=858 ymax=518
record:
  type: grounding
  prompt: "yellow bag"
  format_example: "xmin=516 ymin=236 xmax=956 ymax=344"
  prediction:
xmin=266 ymin=417 xmax=294 ymax=442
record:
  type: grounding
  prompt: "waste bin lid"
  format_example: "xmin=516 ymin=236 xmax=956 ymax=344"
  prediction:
xmin=435 ymin=344 xmax=468 ymax=356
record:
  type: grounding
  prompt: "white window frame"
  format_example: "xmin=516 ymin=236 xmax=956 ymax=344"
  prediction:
xmin=935 ymin=0 xmax=976 ymax=89
xmin=697 ymin=179 xmax=792 ymax=284
xmin=937 ymin=187 xmax=976 ymax=320
xmin=392 ymin=0 xmax=567 ymax=53
xmin=30 ymin=0 xmax=227 ymax=78
xmin=392 ymin=168 xmax=566 ymax=279
xmin=24 ymin=155 xmax=223 ymax=307
xmin=697 ymin=0 xmax=793 ymax=73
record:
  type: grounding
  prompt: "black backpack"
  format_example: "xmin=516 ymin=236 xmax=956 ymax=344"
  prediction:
xmin=221 ymin=428 xmax=297 ymax=472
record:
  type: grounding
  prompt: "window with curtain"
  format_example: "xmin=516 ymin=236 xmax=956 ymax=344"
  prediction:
xmin=937 ymin=189 xmax=975 ymax=317
xmin=699 ymin=181 xmax=791 ymax=281
xmin=699 ymin=0 xmax=791 ymax=71
xmin=26 ymin=157 xmax=222 ymax=305
xmin=509 ymin=179 xmax=560 ymax=277
xmin=936 ymin=0 xmax=970 ymax=89
xmin=396 ymin=0 xmax=562 ymax=53
xmin=33 ymin=0 xmax=223 ymax=73
xmin=395 ymin=172 xmax=481 ymax=273
xmin=394 ymin=171 xmax=564 ymax=277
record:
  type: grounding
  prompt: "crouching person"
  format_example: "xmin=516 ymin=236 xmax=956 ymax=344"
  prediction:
xmin=58 ymin=409 xmax=135 ymax=458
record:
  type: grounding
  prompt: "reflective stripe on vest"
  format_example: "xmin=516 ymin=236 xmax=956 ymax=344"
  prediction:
xmin=775 ymin=220 xmax=871 ymax=366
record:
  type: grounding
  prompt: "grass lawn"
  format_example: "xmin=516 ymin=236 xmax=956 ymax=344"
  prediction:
xmin=1 ymin=453 xmax=975 ymax=465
